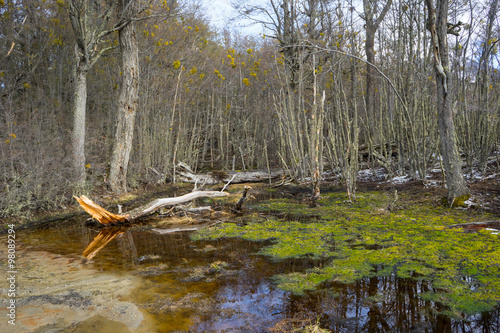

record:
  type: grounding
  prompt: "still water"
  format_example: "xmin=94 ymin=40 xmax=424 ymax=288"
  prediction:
xmin=3 ymin=216 xmax=499 ymax=332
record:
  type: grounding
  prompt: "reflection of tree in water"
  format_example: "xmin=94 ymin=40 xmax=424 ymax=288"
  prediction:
xmin=279 ymin=274 xmax=500 ymax=332
xmin=82 ymin=226 xmax=131 ymax=261
xmin=115 ymin=229 xmax=139 ymax=265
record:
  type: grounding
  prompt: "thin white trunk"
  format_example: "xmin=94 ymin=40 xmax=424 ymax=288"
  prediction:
xmin=72 ymin=59 xmax=87 ymax=185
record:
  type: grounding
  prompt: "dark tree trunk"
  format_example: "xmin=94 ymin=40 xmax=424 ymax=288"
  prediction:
xmin=280 ymin=0 xmax=300 ymax=89
xmin=362 ymin=0 xmax=392 ymax=130
xmin=477 ymin=0 xmax=498 ymax=100
xmin=364 ymin=28 xmax=376 ymax=126
xmin=425 ymin=0 xmax=469 ymax=204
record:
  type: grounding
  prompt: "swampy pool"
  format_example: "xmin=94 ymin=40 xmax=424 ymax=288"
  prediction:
xmin=1 ymin=187 xmax=500 ymax=332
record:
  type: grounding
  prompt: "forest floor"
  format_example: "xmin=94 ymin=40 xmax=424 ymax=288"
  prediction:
xmin=3 ymin=160 xmax=500 ymax=231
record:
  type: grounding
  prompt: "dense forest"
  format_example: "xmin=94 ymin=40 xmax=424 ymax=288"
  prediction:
xmin=0 ymin=0 xmax=498 ymax=218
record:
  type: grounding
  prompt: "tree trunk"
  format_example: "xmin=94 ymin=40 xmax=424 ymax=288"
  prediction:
xmin=72 ymin=56 xmax=87 ymax=186
xmin=281 ymin=0 xmax=300 ymax=89
xmin=364 ymin=28 xmax=376 ymax=128
xmin=425 ymin=0 xmax=469 ymax=204
xmin=362 ymin=0 xmax=392 ymax=137
xmin=309 ymin=56 xmax=324 ymax=206
xmin=477 ymin=0 xmax=498 ymax=101
xmin=109 ymin=0 xmax=140 ymax=194
xmin=67 ymin=0 xmax=119 ymax=187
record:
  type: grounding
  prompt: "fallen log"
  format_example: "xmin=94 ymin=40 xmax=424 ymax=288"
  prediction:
xmin=74 ymin=190 xmax=228 ymax=225
xmin=445 ymin=220 xmax=500 ymax=229
xmin=176 ymin=162 xmax=284 ymax=184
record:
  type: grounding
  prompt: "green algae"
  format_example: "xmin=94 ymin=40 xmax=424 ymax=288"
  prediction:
xmin=193 ymin=189 xmax=500 ymax=315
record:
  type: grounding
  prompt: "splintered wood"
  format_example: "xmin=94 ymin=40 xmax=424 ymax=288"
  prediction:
xmin=74 ymin=195 xmax=129 ymax=225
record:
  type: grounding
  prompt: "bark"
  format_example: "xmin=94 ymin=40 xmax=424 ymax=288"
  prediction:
xmin=75 ymin=190 xmax=229 ymax=225
xmin=425 ymin=0 xmax=469 ymax=204
xmin=476 ymin=0 xmax=499 ymax=174
xmin=279 ymin=0 xmax=300 ymax=89
xmin=109 ymin=0 xmax=140 ymax=193
xmin=72 ymin=58 xmax=88 ymax=185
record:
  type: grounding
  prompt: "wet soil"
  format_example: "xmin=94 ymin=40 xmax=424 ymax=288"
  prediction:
xmin=0 ymin=246 xmax=146 ymax=332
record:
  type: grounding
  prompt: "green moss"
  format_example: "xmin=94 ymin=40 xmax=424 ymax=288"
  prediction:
xmin=452 ymin=194 xmax=471 ymax=208
xmin=194 ymin=190 xmax=500 ymax=315
xmin=440 ymin=194 xmax=472 ymax=208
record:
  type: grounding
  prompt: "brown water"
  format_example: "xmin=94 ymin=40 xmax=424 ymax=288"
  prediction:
xmin=1 ymin=217 xmax=499 ymax=332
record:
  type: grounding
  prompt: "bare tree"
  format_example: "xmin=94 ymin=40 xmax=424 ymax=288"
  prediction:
xmin=425 ymin=0 xmax=469 ymax=204
xmin=477 ymin=0 xmax=499 ymax=102
xmin=234 ymin=0 xmax=301 ymax=88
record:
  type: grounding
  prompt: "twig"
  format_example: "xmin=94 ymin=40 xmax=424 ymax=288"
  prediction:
xmin=221 ymin=174 xmax=237 ymax=192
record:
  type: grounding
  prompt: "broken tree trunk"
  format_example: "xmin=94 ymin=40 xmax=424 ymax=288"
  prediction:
xmin=176 ymin=162 xmax=284 ymax=184
xmin=235 ymin=186 xmax=251 ymax=211
xmin=75 ymin=190 xmax=228 ymax=225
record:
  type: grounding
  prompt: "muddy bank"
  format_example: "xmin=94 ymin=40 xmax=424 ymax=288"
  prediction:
xmin=0 ymin=246 xmax=151 ymax=332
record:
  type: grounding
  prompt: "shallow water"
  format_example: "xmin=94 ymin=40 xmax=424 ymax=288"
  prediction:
xmin=2 ymin=215 xmax=499 ymax=332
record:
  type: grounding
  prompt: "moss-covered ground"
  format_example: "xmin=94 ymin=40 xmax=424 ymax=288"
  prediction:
xmin=193 ymin=186 xmax=500 ymax=317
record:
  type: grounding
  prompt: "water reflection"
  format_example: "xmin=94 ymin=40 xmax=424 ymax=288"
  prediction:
xmin=283 ymin=276 xmax=500 ymax=332
xmin=17 ymin=219 xmax=500 ymax=332
xmin=83 ymin=226 xmax=131 ymax=260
